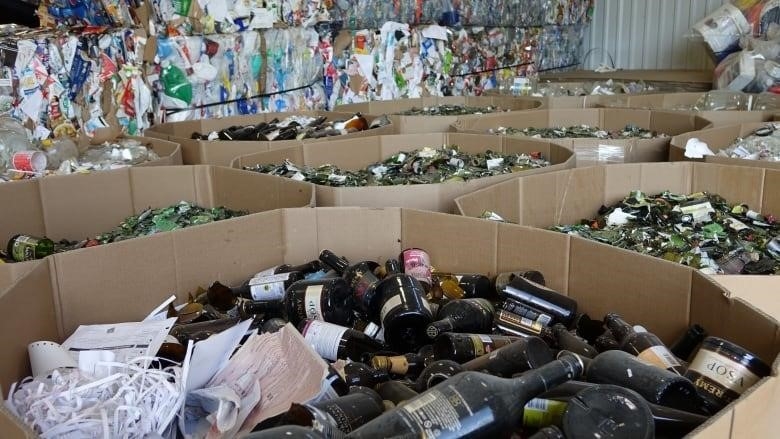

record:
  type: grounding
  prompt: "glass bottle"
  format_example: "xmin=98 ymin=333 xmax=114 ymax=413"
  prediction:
xmin=276 ymin=387 xmax=384 ymax=436
xmin=231 ymin=270 xmax=306 ymax=302
xmin=561 ymin=384 xmax=654 ymax=439
xmin=370 ymin=353 xmax=426 ymax=379
xmin=550 ymin=323 xmax=599 ymax=358
xmin=432 ymin=333 xmax=520 ymax=363
xmin=374 ymin=262 xmax=433 ymax=352
xmin=425 ymin=298 xmax=495 ymax=339
xmin=376 ymin=380 xmax=419 ymax=406
xmin=500 ymin=276 xmax=577 ymax=327
xmin=432 ymin=272 xmax=494 ymax=300
xmin=345 ymin=353 xmax=584 ymax=438
xmin=299 ymin=319 xmax=383 ymax=362
xmin=494 ymin=269 xmax=547 ymax=295
xmin=414 ymin=360 xmax=464 ymax=392
xmin=6 ymin=234 xmax=56 ymax=261
xmin=283 ymin=278 xmax=355 ymax=327
xmin=670 ymin=324 xmax=708 ymax=361
xmin=245 ymin=425 xmax=326 ymax=438
xmin=398 ymin=248 xmax=433 ymax=291
xmin=343 ymin=362 xmax=389 ymax=388
xmin=319 ymin=250 xmax=381 ymax=315
xmin=605 ymin=313 xmax=685 ymax=375
xmin=461 ymin=336 xmax=554 ymax=377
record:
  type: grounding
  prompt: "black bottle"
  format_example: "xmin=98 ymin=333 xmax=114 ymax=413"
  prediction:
xmin=299 ymin=319 xmax=383 ymax=361
xmin=245 ymin=425 xmax=326 ymax=438
xmin=376 ymin=380 xmax=419 ymax=405
xmin=461 ymin=336 xmax=554 ymax=377
xmin=319 ymin=250 xmax=381 ymax=315
xmin=276 ymin=387 xmax=384 ymax=435
xmin=550 ymin=323 xmax=599 ymax=358
xmin=425 ymin=298 xmax=495 ymax=339
xmin=345 ymin=353 xmax=585 ymax=438
xmin=494 ymin=270 xmax=547 ymax=296
xmin=670 ymin=324 xmax=708 ymax=361
xmin=283 ymin=278 xmax=355 ymax=327
xmin=374 ymin=264 xmax=433 ymax=352
xmin=232 ymin=270 xmax=306 ymax=302
xmin=343 ymin=362 xmax=389 ymax=388
xmin=594 ymin=329 xmax=620 ymax=352
xmin=587 ymin=350 xmax=705 ymax=414
xmin=414 ymin=360 xmax=464 ymax=392
xmin=561 ymin=384 xmax=654 ymax=439
xmin=433 ymin=333 xmax=520 ymax=363
xmin=605 ymin=313 xmax=685 ymax=375
xmin=502 ymin=298 xmax=554 ymax=326
xmin=528 ymin=426 xmax=565 ymax=439
xmin=500 ymin=276 xmax=577 ymax=327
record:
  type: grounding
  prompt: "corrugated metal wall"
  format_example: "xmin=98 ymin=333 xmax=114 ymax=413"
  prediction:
xmin=582 ymin=0 xmax=730 ymax=70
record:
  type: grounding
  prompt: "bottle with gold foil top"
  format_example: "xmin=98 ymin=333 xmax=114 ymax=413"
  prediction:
xmin=605 ymin=313 xmax=685 ymax=375
xmin=684 ymin=336 xmax=771 ymax=413
xmin=6 ymin=234 xmax=55 ymax=261
xmin=371 ymin=353 xmax=426 ymax=379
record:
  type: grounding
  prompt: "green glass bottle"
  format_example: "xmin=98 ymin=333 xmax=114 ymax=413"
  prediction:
xmin=7 ymin=234 xmax=55 ymax=261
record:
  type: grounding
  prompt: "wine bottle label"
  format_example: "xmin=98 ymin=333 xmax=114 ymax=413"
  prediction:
xmin=352 ymin=275 xmax=373 ymax=303
xmin=248 ymin=273 xmax=290 ymax=300
xmin=254 ymin=265 xmax=280 ymax=277
xmin=523 ymin=398 xmax=567 ymax=428
xmin=304 ymin=285 xmax=324 ymax=320
xmin=305 ymin=406 xmax=344 ymax=436
xmin=401 ymin=387 xmax=472 ymax=437
xmin=468 ymin=334 xmax=494 ymax=357
xmin=11 ymin=236 xmax=40 ymax=261
xmin=380 ymin=294 xmax=404 ymax=323
xmin=401 ymin=249 xmax=432 ymax=286
xmin=302 ymin=320 xmax=348 ymax=361
xmin=637 ymin=345 xmax=683 ymax=371
xmin=687 ymin=348 xmax=762 ymax=397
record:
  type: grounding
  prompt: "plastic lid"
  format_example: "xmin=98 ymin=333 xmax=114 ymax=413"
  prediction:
xmin=563 ymin=384 xmax=654 ymax=439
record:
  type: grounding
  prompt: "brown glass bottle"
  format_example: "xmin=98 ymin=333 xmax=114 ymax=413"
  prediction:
xmin=283 ymin=278 xmax=355 ymax=327
xmin=550 ymin=323 xmax=599 ymax=358
xmin=414 ymin=360 xmax=464 ymax=392
xmin=670 ymin=323 xmax=708 ymax=361
xmin=376 ymin=380 xmax=419 ymax=405
xmin=433 ymin=333 xmax=520 ymax=363
xmin=605 ymin=313 xmax=685 ymax=375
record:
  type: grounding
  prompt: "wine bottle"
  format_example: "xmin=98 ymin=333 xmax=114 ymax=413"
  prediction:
xmin=500 ymin=276 xmax=577 ymax=327
xmin=398 ymin=248 xmax=433 ymax=290
xmin=299 ymin=319 xmax=383 ymax=361
xmin=377 ymin=380 xmax=419 ymax=405
xmin=232 ymin=270 xmax=305 ymax=301
xmin=572 ymin=313 xmax=606 ymax=344
xmin=262 ymin=317 xmax=288 ymax=333
xmin=257 ymin=260 xmax=325 ymax=277
xmin=343 ymin=362 xmax=389 ymax=388
xmin=495 ymin=309 xmax=554 ymax=343
xmin=370 ymin=353 xmax=426 ymax=379
xmin=245 ymin=425 xmax=326 ymax=439
xmin=433 ymin=333 xmax=520 ymax=363
xmin=6 ymin=234 xmax=55 ymax=261
xmin=594 ymin=329 xmax=620 ymax=352
xmin=345 ymin=353 xmax=584 ymax=438
xmin=670 ymin=323 xmax=708 ymax=361
xmin=432 ymin=273 xmax=494 ymax=300
xmin=561 ymin=384 xmax=654 ymax=439
xmin=414 ymin=360 xmax=464 ymax=392
xmin=425 ymin=298 xmax=495 ymax=339
xmin=550 ymin=324 xmax=599 ymax=358
xmin=319 ymin=250 xmax=381 ymax=315
xmin=604 ymin=313 xmax=685 ymax=375
xmin=523 ymin=397 xmax=568 ymax=430
xmin=277 ymin=387 xmax=384 ymax=436
xmin=375 ymin=266 xmax=433 ymax=352
xmin=502 ymin=299 xmax=554 ymax=326
xmin=283 ymin=278 xmax=355 ymax=327
xmin=170 ymin=317 xmax=241 ymax=344
xmin=462 ymin=336 xmax=554 ymax=377
xmin=494 ymin=269 xmax=547 ymax=295
xmin=528 ymin=426 xmax=565 ymax=439
xmin=587 ymin=350 xmax=704 ymax=414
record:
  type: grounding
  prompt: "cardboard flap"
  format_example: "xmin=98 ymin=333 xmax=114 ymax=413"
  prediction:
xmin=129 ymin=166 xmax=204 ymax=210
xmin=602 ymin=162 xmax=693 ymax=207
xmin=209 ymin=166 xmax=316 ymax=211
xmin=691 ymin=163 xmax=765 ymax=211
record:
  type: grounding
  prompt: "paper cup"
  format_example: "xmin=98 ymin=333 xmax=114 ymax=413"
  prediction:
xmin=28 ymin=341 xmax=77 ymax=377
xmin=12 ymin=150 xmax=47 ymax=172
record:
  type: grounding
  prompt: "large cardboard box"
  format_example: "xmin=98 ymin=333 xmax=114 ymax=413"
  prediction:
xmin=481 ymin=90 xmax=610 ymax=109
xmin=334 ymin=96 xmax=543 ymax=134
xmin=670 ymin=122 xmax=780 ymax=170
xmin=454 ymin=162 xmax=779 ymax=231
xmin=539 ymin=69 xmax=714 ymax=92
xmin=0 ymin=165 xmax=315 ymax=292
xmin=599 ymin=93 xmax=775 ymax=126
xmin=0 ymin=207 xmax=778 ymax=437
xmin=452 ymin=108 xmax=712 ymax=167
xmin=230 ymin=133 xmax=574 ymax=213
xmin=144 ymin=111 xmax=396 ymax=166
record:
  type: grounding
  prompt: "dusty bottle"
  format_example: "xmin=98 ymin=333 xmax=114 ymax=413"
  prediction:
xmin=7 ymin=234 xmax=55 ymax=261
xmin=376 ymin=380 xmax=419 ymax=405
xmin=550 ymin=323 xmax=599 ymax=358
xmin=319 ymin=250 xmax=381 ymax=315
xmin=500 ymin=276 xmax=577 ymax=326
xmin=345 ymin=353 xmax=585 ymax=438
xmin=594 ymin=330 xmax=620 ymax=352
xmin=528 ymin=426 xmax=565 ymax=439
xmin=245 ymin=425 xmax=326 ymax=438
xmin=371 ymin=353 xmax=426 ymax=379
xmin=375 ymin=260 xmax=433 ymax=352
xmin=494 ymin=269 xmax=547 ymax=295
xmin=414 ymin=360 xmax=464 ymax=392
xmin=561 ymin=384 xmax=654 ymax=439
xmin=277 ymin=387 xmax=384 ymax=436
xmin=587 ymin=350 xmax=704 ymax=414
xmin=299 ymin=319 xmax=383 ymax=362
xmin=425 ymin=298 xmax=494 ymax=339
xmin=170 ymin=317 xmax=241 ymax=344
xmin=433 ymin=333 xmax=520 ymax=363
xmin=462 ymin=336 xmax=554 ymax=377
xmin=283 ymin=278 xmax=355 ymax=327
xmin=670 ymin=324 xmax=708 ymax=361
xmin=605 ymin=313 xmax=685 ymax=375
xmin=495 ymin=308 xmax=553 ymax=343
xmin=343 ymin=362 xmax=389 ymax=388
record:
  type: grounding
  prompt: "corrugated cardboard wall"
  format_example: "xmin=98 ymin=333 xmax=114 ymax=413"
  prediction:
xmin=582 ymin=0 xmax=729 ymax=70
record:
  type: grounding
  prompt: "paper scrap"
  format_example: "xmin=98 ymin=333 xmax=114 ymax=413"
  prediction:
xmin=20 ymin=89 xmax=43 ymax=121
xmin=684 ymin=138 xmax=715 ymax=159
xmin=186 ymin=319 xmax=253 ymax=392
xmin=61 ymin=318 xmax=177 ymax=364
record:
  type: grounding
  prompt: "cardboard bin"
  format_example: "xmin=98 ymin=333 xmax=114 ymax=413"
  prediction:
xmin=670 ymin=122 xmax=780 ymax=170
xmin=231 ymin=133 xmax=574 ymax=213
xmin=0 ymin=207 xmax=777 ymax=438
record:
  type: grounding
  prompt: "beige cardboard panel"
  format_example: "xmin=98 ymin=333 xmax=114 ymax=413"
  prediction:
xmin=395 ymin=115 xmax=459 ymax=134
xmin=315 ymin=185 xmax=446 ymax=211
xmin=52 ymin=234 xmax=178 ymax=335
xmin=303 ymin=137 xmax=383 ymax=169
xmin=626 ymin=138 xmax=669 ymax=163
xmin=690 ymin=163 xmax=765 ymax=211
xmin=198 ymin=140 xmax=279 ymax=167
xmin=603 ymin=162 xmax=693 ymax=207
xmin=401 ymin=210 xmax=497 ymax=275
xmin=648 ymin=110 xmax=701 ymax=135
xmin=452 ymin=109 xmax=551 ymax=132
xmin=517 ymin=170 xmax=573 ymax=227
xmin=554 ymin=166 xmax=608 ymax=225
xmin=729 ymin=376 xmax=780 ymax=438
xmin=763 ymin=169 xmax=780 ymax=216
xmin=379 ymin=133 xmax=450 ymax=155
xmin=568 ymin=237 xmax=692 ymax=343
xmin=454 ymin=178 xmax=520 ymax=223
xmin=172 ymin=213 xmax=285 ymax=295
xmin=231 ymin=145 xmax=306 ymax=168
xmin=599 ymin=109 xmax=652 ymax=131
xmin=0 ymin=179 xmax=45 ymax=244
xmin=690 ymin=272 xmax=780 ymax=368
xmin=690 ymin=408 xmax=733 ymax=439
xmin=571 ymin=138 xmax=633 ymax=166
xmin=706 ymin=156 xmax=780 ymax=170
xmin=209 ymin=167 xmax=314 ymax=212
xmin=709 ymin=275 xmax=780 ymax=320
xmin=0 ymin=407 xmax=34 ymax=438
xmin=0 ymin=262 xmax=58 ymax=393
xmin=0 ymin=261 xmax=40 ymax=294
xmin=281 ymin=208 xmax=321 ymax=266
xmin=177 ymin=138 xmax=204 ymax=165
xmin=314 ymin=208 xmax=402 ymax=264
xmin=495 ymin=225 xmax=570 ymax=294
xmin=547 ymin=108 xmax=601 ymax=127
xmin=128 ymin=166 xmax=202 ymax=210
xmin=38 ymin=169 xmax=135 ymax=241
xmin=697 ymin=111 xmax=773 ymax=127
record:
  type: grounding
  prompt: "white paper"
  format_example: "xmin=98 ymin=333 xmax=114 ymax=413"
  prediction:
xmin=77 ymin=350 xmax=115 ymax=378
xmin=606 ymin=208 xmax=636 ymax=226
xmin=421 ymin=25 xmax=449 ymax=41
xmin=684 ymin=138 xmax=715 ymax=159
xmin=20 ymin=89 xmax=43 ymax=121
xmin=144 ymin=295 xmax=178 ymax=321
xmin=61 ymin=318 xmax=177 ymax=364
xmin=186 ymin=319 xmax=252 ymax=392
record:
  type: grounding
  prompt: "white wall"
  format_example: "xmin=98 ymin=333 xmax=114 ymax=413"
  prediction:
xmin=582 ymin=0 xmax=730 ymax=70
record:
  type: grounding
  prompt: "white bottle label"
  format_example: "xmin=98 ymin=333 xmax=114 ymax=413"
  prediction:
xmin=254 ymin=265 xmax=280 ymax=277
xmin=304 ymin=284 xmax=324 ymax=320
xmin=248 ymin=273 xmax=290 ymax=300
xmin=688 ymin=348 xmax=762 ymax=393
xmin=302 ymin=320 xmax=348 ymax=361
xmin=637 ymin=345 xmax=682 ymax=370
xmin=380 ymin=294 xmax=404 ymax=323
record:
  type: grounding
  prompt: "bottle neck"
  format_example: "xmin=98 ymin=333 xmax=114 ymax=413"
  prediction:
xmin=426 ymin=318 xmax=456 ymax=339
xmin=510 ymin=354 xmax=584 ymax=404
xmin=319 ymin=249 xmax=349 ymax=275
xmin=604 ymin=313 xmax=634 ymax=343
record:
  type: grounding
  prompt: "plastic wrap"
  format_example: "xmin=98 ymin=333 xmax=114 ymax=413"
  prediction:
xmin=575 ymin=144 xmax=627 ymax=166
